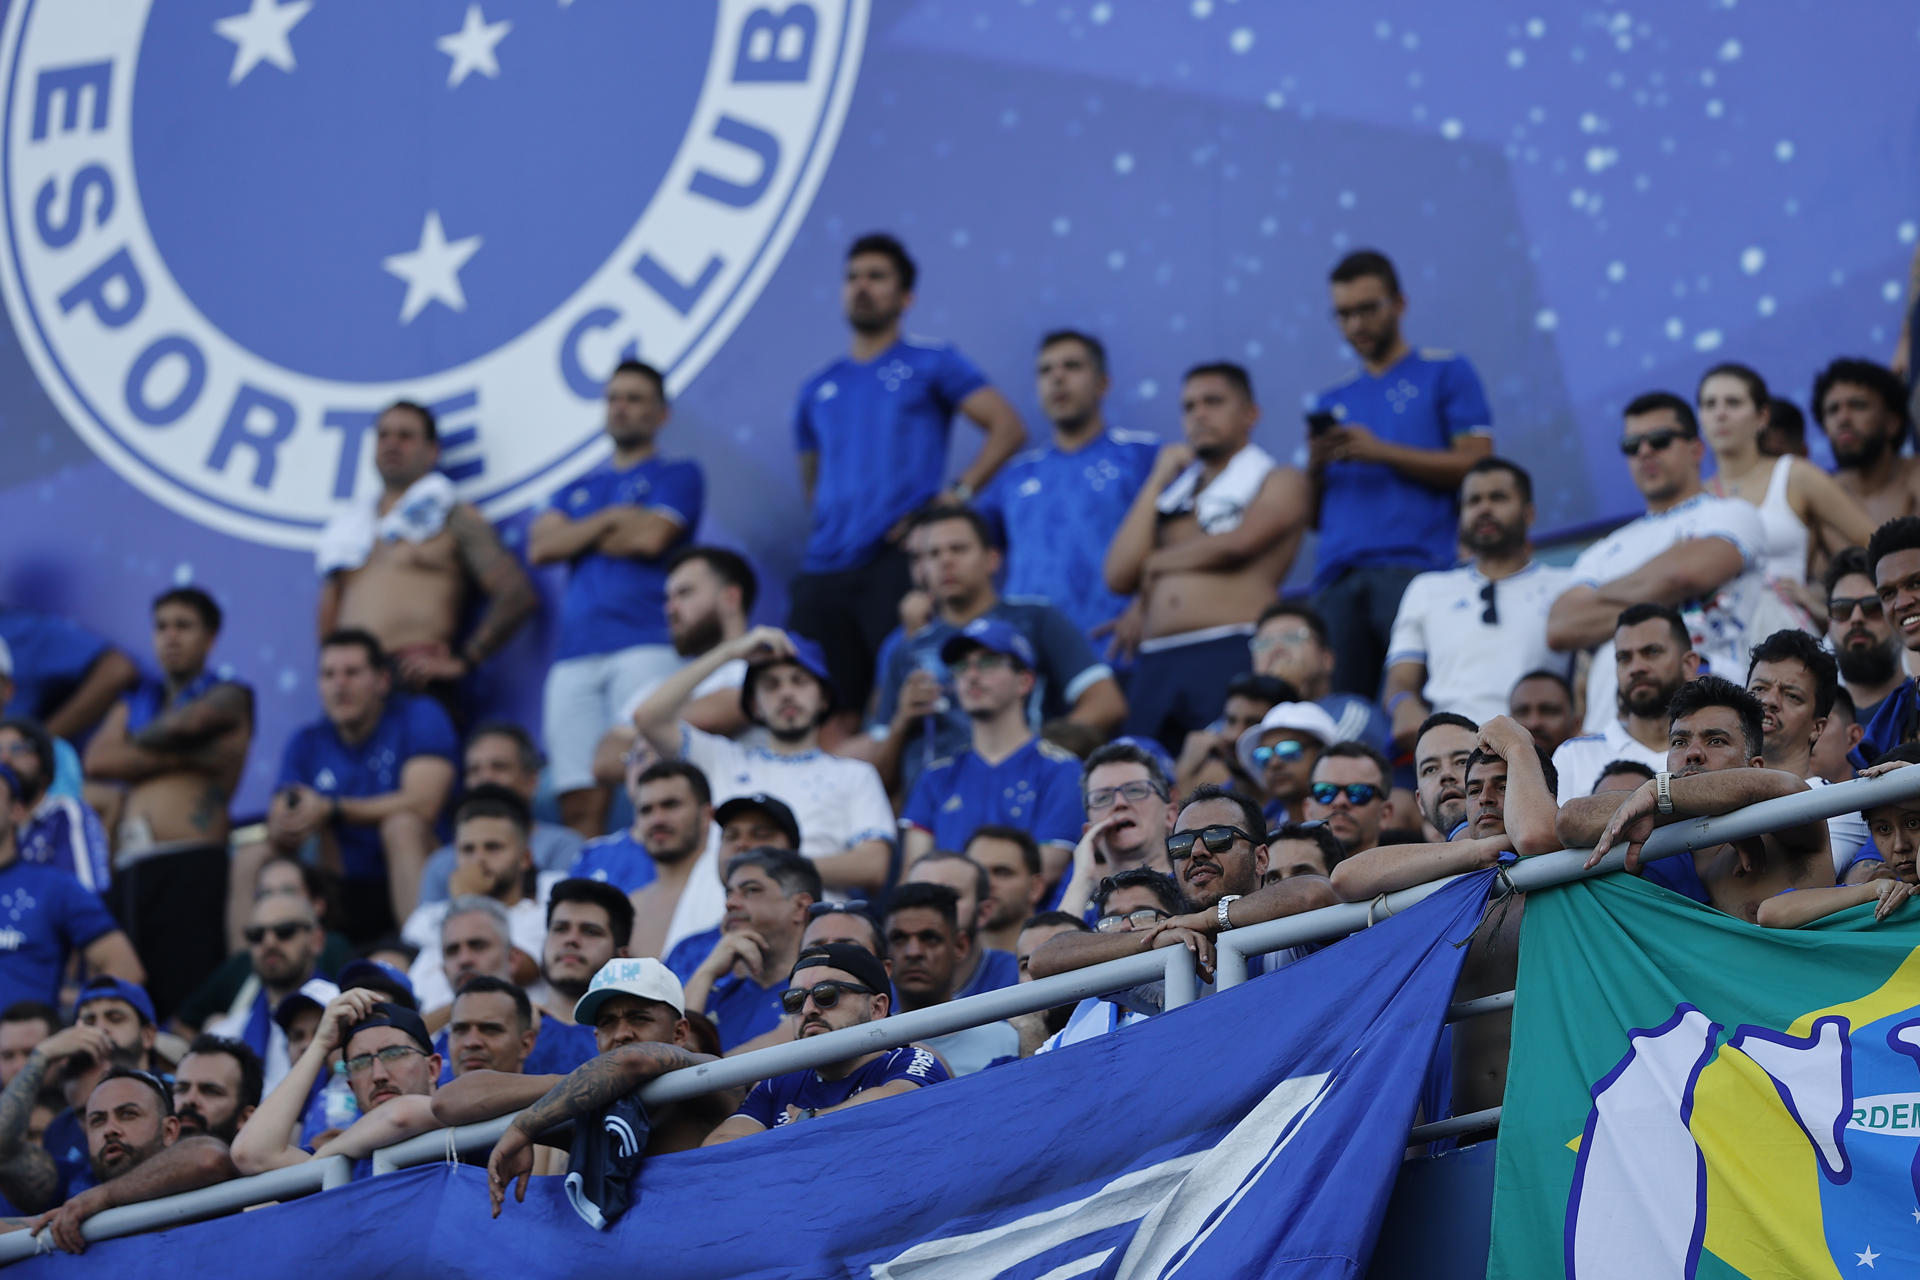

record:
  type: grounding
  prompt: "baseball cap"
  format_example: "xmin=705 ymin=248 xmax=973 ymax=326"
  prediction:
xmin=343 ymin=1002 xmax=433 ymax=1056
xmin=573 ymin=957 xmax=686 ymax=1026
xmin=938 ymin=617 xmax=1035 ymax=669
xmin=1237 ymin=702 xmax=1342 ymax=775
xmin=76 ymin=977 xmax=156 ymax=1027
xmin=272 ymin=978 xmax=341 ymax=1031
xmin=740 ymin=633 xmax=837 ymax=718
xmin=712 ymin=793 xmax=801 ymax=849
xmin=335 ymin=959 xmax=418 ymax=1011
xmin=790 ymin=942 xmax=890 ymax=998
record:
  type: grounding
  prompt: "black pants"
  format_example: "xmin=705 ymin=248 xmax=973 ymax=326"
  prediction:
xmin=111 ymin=845 xmax=229 ymax=1025
xmin=786 ymin=544 xmax=913 ymax=716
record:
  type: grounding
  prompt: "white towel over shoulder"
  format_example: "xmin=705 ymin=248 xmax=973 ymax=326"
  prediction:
xmin=1154 ymin=444 xmax=1276 ymax=534
xmin=314 ymin=472 xmax=458 ymax=576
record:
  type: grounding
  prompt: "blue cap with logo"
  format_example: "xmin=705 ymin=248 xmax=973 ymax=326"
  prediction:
xmin=77 ymin=976 xmax=156 ymax=1027
xmin=741 ymin=632 xmax=838 ymax=717
xmin=938 ymin=617 xmax=1035 ymax=669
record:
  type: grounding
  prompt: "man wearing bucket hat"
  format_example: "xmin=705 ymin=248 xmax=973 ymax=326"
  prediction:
xmin=634 ymin=627 xmax=895 ymax=896
xmin=702 ymin=943 xmax=950 ymax=1145
xmin=1236 ymin=701 xmax=1341 ymax=829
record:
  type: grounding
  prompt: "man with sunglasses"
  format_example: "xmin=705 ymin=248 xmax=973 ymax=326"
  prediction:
xmin=900 ymin=620 xmax=1084 ymax=876
xmin=204 ymin=894 xmax=324 ymax=1091
xmin=1548 ymin=391 xmax=1768 ymax=735
xmin=704 ymin=943 xmax=949 ymax=1144
xmin=1305 ymin=744 xmax=1397 ymax=858
xmin=1237 ymin=702 xmax=1339 ymax=829
xmin=1823 ymin=546 xmax=1906 ymax=722
xmin=1551 ymin=604 xmax=1701 ymax=805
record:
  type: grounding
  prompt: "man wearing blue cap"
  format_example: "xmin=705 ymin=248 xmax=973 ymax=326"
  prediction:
xmin=635 ymin=627 xmax=894 ymax=896
xmin=901 ymin=619 xmax=1086 ymax=873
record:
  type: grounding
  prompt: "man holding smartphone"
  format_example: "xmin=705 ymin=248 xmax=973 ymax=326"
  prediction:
xmin=1307 ymin=249 xmax=1495 ymax=698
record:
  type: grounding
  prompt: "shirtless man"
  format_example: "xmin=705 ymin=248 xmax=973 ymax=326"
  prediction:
xmin=84 ymin=587 xmax=253 ymax=1019
xmin=1813 ymin=358 xmax=1920 ymax=526
xmin=1332 ymin=716 xmax=1559 ymax=1119
xmin=316 ymin=401 xmax=537 ymax=696
xmin=1557 ymin=675 xmax=1830 ymax=923
xmin=1104 ymin=363 xmax=1309 ymax=748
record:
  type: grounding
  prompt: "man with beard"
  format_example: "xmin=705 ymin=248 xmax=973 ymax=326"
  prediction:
xmin=591 ymin=548 xmax=761 ymax=784
xmin=205 ymin=894 xmax=323 ymax=1090
xmin=531 ymin=361 xmax=705 ymax=838
xmin=1384 ymin=459 xmax=1572 ymax=749
xmin=654 ymin=790 xmax=790 ymax=983
xmin=786 ymin=233 xmax=1028 ymax=726
xmin=1824 ymin=547 xmax=1906 ymax=722
xmin=416 ymin=725 xmax=584 ymax=907
xmin=570 ymin=760 xmax=710 ymax=895
xmin=703 ymin=944 xmax=950 ymax=1144
xmin=1304 ymin=744 xmax=1397 ymax=858
xmin=1306 ymin=249 xmax=1496 ymax=696
xmin=536 ymin=879 xmax=633 ymax=1025
xmin=1548 ymin=392 xmax=1767 ymax=734
xmin=1551 ymin=604 xmax=1701 ymax=805
xmin=6 ymin=1068 xmax=241 ymax=1254
xmin=1560 ymin=677 xmax=1831 ymax=923
xmin=977 ymin=330 xmax=1158 ymax=641
xmin=171 ymin=1035 xmax=262 ymax=1143
xmin=1508 ymin=670 xmax=1581 ymax=758
xmin=1105 ymin=363 xmax=1309 ymax=747
xmin=1411 ymin=713 xmax=1479 ymax=840
xmin=637 ymin=629 xmax=894 ymax=896
xmin=1813 ymin=358 xmax=1920 ymax=526
xmin=961 ymin=826 xmax=1047 ymax=956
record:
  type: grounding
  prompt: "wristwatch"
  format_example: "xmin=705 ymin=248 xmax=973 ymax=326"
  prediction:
xmin=1216 ymin=894 xmax=1242 ymax=930
xmin=1653 ymin=771 xmax=1674 ymax=815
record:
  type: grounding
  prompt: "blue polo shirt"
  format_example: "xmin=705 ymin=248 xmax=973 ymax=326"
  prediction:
xmin=793 ymin=337 xmax=990 ymax=573
xmin=276 ymin=694 xmax=459 ymax=881
xmin=1309 ymin=349 xmax=1492 ymax=589
xmin=1853 ymin=677 xmax=1917 ymax=771
xmin=953 ymin=947 xmax=1019 ymax=1000
xmin=902 ymin=737 xmax=1085 ymax=853
xmin=19 ymin=795 xmax=111 ymax=895
xmin=975 ymin=430 xmax=1160 ymax=637
xmin=735 ymin=1045 xmax=949 ymax=1128
xmin=870 ymin=600 xmax=1111 ymax=797
xmin=0 ymin=858 xmax=121 ymax=1010
xmin=705 ymin=971 xmax=787 ymax=1052
xmin=0 ymin=609 xmax=109 ymax=721
xmin=567 ymin=830 xmax=658 ymax=894
xmin=548 ymin=454 xmax=704 ymax=660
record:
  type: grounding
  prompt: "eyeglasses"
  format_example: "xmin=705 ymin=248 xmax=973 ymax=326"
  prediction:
xmin=1310 ymin=782 xmax=1384 ymax=807
xmin=1618 ymin=429 xmax=1692 ymax=456
xmin=1479 ymin=580 xmax=1498 ymax=626
xmin=1166 ymin=824 xmax=1259 ymax=862
xmin=1094 ymin=907 xmax=1170 ymax=933
xmin=1249 ymin=629 xmax=1315 ymax=656
xmin=342 ymin=1044 xmax=426 ymax=1078
xmin=806 ymin=900 xmax=871 ymax=919
xmin=1828 ymin=594 xmax=1885 ymax=622
xmin=1086 ymin=780 xmax=1166 ymax=811
xmin=243 ymin=921 xmax=310 ymax=945
xmin=779 ymin=980 xmax=876 ymax=1014
xmin=948 ymin=652 xmax=1016 ymax=677
xmin=1250 ymin=741 xmax=1307 ymax=767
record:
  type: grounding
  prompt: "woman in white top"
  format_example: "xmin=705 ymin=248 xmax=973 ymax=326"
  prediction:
xmin=1698 ymin=362 xmax=1876 ymax=621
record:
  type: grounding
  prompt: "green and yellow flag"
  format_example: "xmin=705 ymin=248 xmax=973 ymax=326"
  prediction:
xmin=1490 ymin=873 xmax=1920 ymax=1278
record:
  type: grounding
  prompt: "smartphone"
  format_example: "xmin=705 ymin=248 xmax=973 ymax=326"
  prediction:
xmin=1306 ymin=411 xmax=1340 ymax=438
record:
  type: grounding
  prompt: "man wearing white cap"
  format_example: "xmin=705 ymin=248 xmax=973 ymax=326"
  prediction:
xmin=1237 ymin=702 xmax=1341 ymax=830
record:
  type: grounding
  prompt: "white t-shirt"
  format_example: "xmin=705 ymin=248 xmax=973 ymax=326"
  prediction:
xmin=679 ymin=725 xmax=895 ymax=860
xmin=1566 ymin=494 xmax=1770 ymax=733
xmin=1385 ymin=560 xmax=1574 ymax=726
xmin=1551 ymin=720 xmax=1668 ymax=805
xmin=402 ymin=871 xmax=564 ymax=1013
xmin=618 ymin=658 xmax=747 ymax=723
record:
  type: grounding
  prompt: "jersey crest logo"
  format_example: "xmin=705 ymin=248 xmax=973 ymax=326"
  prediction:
xmin=0 ymin=0 xmax=869 ymax=545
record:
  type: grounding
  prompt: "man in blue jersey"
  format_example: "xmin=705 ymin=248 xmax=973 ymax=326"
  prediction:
xmin=901 ymin=851 xmax=1019 ymax=999
xmin=787 ymin=233 xmax=1028 ymax=722
xmin=0 ymin=720 xmax=109 ymax=896
xmin=0 ymin=606 xmax=136 ymax=742
xmin=882 ymin=884 xmax=1017 ymax=1074
xmin=416 ymin=725 xmax=584 ymax=907
xmin=1308 ymin=249 xmax=1495 ymax=697
xmin=703 ymin=943 xmax=949 ymax=1143
xmin=900 ymin=620 xmax=1085 ymax=881
xmin=530 ymin=360 xmax=704 ymax=838
xmin=682 ymin=848 xmax=820 ymax=1054
xmin=571 ymin=759 xmax=711 ymax=894
xmin=856 ymin=505 xmax=1125 ymax=795
xmin=976 ymin=330 xmax=1159 ymax=640
xmin=655 ymin=790 xmax=795 ymax=983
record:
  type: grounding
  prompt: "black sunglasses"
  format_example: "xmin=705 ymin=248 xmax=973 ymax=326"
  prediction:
xmin=1828 ymin=594 xmax=1885 ymax=623
xmin=243 ymin=921 xmax=310 ymax=945
xmin=1166 ymin=824 xmax=1259 ymax=862
xmin=1618 ymin=429 xmax=1692 ymax=456
xmin=1310 ymin=782 xmax=1384 ymax=807
xmin=780 ymin=980 xmax=876 ymax=1015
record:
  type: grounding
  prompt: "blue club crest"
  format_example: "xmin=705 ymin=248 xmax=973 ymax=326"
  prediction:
xmin=0 ymin=0 xmax=867 ymax=544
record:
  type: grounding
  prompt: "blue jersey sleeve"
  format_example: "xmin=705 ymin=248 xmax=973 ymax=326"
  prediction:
xmin=1029 ymin=606 xmax=1104 ymax=716
xmin=930 ymin=345 xmax=990 ymax=412
xmin=735 ymin=1077 xmax=784 ymax=1129
xmin=402 ymin=697 xmax=460 ymax=763
xmin=875 ymin=1045 xmax=951 ymax=1089
xmin=1438 ymin=357 xmax=1493 ymax=439
xmin=54 ymin=873 xmax=119 ymax=951
xmin=901 ymin=764 xmax=942 ymax=833
xmin=1031 ymin=756 xmax=1088 ymax=848
xmin=651 ymin=460 xmax=704 ymax=531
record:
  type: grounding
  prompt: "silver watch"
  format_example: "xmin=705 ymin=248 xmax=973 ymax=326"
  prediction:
xmin=1216 ymin=894 xmax=1242 ymax=930
xmin=1653 ymin=771 xmax=1674 ymax=815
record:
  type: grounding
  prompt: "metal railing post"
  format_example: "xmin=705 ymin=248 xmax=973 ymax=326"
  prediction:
xmin=1162 ymin=944 xmax=1198 ymax=1009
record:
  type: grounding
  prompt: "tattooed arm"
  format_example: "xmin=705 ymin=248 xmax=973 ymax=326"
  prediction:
xmin=0 ymin=1027 xmax=115 ymax=1213
xmin=449 ymin=504 xmax=538 ymax=671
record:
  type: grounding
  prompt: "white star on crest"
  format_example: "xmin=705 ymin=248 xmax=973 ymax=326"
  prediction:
xmin=1912 ymin=1207 xmax=1920 ymax=1224
xmin=437 ymin=4 xmax=511 ymax=88
xmin=1857 ymin=1245 xmax=1879 ymax=1268
xmin=213 ymin=0 xmax=313 ymax=85
xmin=382 ymin=212 xmax=482 ymax=325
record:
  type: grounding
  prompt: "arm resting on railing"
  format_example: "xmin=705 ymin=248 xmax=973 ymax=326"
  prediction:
xmin=26 ymin=1136 xmax=237 ymax=1255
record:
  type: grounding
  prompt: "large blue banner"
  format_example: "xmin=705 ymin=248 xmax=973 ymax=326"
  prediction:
xmin=11 ymin=873 xmax=1493 ymax=1278
xmin=0 ymin=2 xmax=1914 ymax=809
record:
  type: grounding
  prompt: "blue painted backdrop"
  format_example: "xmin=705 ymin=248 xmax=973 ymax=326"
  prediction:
xmin=0 ymin=0 xmax=1914 ymax=812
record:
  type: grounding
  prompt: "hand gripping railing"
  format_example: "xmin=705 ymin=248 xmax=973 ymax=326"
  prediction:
xmin=13 ymin=765 xmax=1919 ymax=1259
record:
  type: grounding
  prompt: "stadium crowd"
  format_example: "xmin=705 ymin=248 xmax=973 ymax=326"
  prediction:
xmin=3 ymin=234 xmax=1920 ymax=1246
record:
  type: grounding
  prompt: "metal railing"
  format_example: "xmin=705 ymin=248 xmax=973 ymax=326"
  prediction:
xmin=9 ymin=764 xmax=1917 ymax=1261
